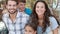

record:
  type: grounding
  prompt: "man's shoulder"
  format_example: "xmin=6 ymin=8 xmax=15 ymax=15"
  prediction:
xmin=3 ymin=13 xmax=9 ymax=18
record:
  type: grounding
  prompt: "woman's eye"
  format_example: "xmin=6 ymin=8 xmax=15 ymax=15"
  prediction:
xmin=36 ymin=6 xmax=39 ymax=8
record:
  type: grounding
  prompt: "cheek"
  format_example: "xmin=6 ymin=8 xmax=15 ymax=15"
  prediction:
xmin=42 ymin=8 xmax=46 ymax=14
xmin=13 ymin=6 xmax=17 ymax=9
xmin=43 ymin=8 xmax=46 ymax=12
xmin=35 ymin=9 xmax=46 ymax=15
xmin=35 ymin=8 xmax=40 ymax=15
xmin=35 ymin=8 xmax=38 ymax=13
xmin=19 ymin=5 xmax=23 ymax=8
xmin=19 ymin=6 xmax=23 ymax=9
xmin=14 ymin=7 xmax=17 ymax=9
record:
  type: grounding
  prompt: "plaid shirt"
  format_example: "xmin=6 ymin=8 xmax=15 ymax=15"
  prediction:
xmin=2 ymin=12 xmax=29 ymax=34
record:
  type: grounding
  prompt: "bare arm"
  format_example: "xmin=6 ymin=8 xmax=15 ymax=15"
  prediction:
xmin=53 ymin=28 xmax=58 ymax=34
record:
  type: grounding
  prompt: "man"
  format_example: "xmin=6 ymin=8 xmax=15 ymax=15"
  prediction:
xmin=18 ymin=0 xmax=32 ymax=15
xmin=2 ymin=0 xmax=29 ymax=34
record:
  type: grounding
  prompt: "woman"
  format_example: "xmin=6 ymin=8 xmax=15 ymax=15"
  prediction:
xmin=30 ymin=0 xmax=59 ymax=34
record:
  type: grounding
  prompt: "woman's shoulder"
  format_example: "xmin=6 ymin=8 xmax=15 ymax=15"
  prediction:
xmin=49 ymin=16 xmax=59 ymax=30
xmin=49 ymin=16 xmax=58 ymax=24
xmin=49 ymin=16 xmax=55 ymax=19
xmin=49 ymin=16 xmax=57 ymax=22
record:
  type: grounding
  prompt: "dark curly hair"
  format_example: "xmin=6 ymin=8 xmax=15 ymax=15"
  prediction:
xmin=30 ymin=0 xmax=54 ymax=32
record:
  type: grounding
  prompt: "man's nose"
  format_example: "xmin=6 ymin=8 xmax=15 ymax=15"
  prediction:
xmin=10 ymin=6 xmax=14 ymax=8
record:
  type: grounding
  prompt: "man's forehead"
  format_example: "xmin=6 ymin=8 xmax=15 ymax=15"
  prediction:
xmin=8 ymin=1 xmax=16 ymax=3
xmin=7 ymin=1 xmax=17 ymax=4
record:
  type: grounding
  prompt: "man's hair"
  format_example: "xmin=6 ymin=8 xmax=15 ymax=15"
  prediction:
xmin=18 ymin=0 xmax=26 ymax=3
xmin=6 ymin=0 xmax=18 ymax=5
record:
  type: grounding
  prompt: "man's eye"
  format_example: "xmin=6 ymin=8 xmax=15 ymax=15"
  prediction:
xmin=9 ymin=5 xmax=11 ymax=6
xmin=13 ymin=5 xmax=16 ymax=6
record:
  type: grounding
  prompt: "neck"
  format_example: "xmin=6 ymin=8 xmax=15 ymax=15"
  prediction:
xmin=38 ymin=15 xmax=44 ymax=20
xmin=38 ymin=15 xmax=44 ymax=27
xmin=10 ymin=12 xmax=17 ymax=17
xmin=9 ymin=12 xmax=17 ymax=22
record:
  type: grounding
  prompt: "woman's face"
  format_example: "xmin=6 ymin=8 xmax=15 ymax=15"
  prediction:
xmin=24 ymin=26 xmax=36 ymax=34
xmin=35 ymin=2 xmax=46 ymax=16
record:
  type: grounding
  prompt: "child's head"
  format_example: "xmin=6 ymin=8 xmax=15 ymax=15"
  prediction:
xmin=24 ymin=23 xmax=37 ymax=34
xmin=18 ymin=0 xmax=26 ymax=12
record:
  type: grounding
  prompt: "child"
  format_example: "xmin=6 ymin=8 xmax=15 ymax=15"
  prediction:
xmin=24 ymin=22 xmax=37 ymax=34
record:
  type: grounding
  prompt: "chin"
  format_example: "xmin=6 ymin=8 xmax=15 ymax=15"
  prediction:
xmin=9 ymin=12 xmax=15 ymax=14
xmin=8 ymin=11 xmax=15 ymax=14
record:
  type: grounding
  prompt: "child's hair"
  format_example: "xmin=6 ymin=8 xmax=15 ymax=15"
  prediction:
xmin=25 ymin=22 xmax=37 ymax=32
xmin=18 ymin=0 xmax=26 ymax=3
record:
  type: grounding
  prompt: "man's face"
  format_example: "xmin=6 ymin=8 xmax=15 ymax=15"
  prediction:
xmin=6 ymin=1 xmax=17 ymax=14
xmin=18 ymin=2 xmax=25 ymax=11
